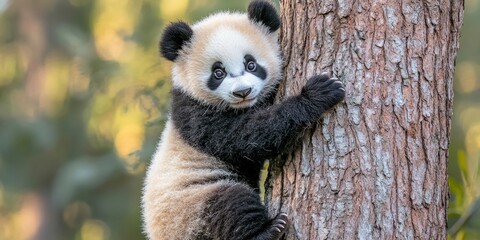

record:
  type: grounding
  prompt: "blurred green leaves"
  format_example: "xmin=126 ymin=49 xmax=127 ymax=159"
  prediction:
xmin=448 ymin=1 xmax=480 ymax=239
xmin=448 ymin=150 xmax=480 ymax=239
xmin=51 ymin=154 xmax=122 ymax=207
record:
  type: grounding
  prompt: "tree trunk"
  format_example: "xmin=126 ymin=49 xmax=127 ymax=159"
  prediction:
xmin=266 ymin=0 xmax=464 ymax=239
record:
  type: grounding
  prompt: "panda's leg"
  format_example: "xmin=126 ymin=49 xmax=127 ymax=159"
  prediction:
xmin=203 ymin=184 xmax=289 ymax=240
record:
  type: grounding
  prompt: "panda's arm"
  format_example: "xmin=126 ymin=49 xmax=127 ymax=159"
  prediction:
xmin=172 ymin=74 xmax=345 ymax=163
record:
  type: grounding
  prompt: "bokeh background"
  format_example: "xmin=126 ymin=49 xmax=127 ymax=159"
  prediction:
xmin=0 ymin=0 xmax=478 ymax=239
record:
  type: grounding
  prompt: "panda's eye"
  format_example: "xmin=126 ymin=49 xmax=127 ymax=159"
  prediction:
xmin=246 ymin=61 xmax=256 ymax=72
xmin=213 ymin=69 xmax=226 ymax=80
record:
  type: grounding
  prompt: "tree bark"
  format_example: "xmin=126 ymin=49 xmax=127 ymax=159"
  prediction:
xmin=266 ymin=0 xmax=464 ymax=239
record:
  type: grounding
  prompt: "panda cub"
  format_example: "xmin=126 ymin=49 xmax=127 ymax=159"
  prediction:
xmin=142 ymin=1 xmax=345 ymax=239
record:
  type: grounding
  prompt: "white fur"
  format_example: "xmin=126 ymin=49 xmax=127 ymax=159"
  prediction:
xmin=142 ymin=122 xmax=235 ymax=240
xmin=204 ymin=27 xmax=267 ymax=107
xmin=171 ymin=12 xmax=282 ymax=109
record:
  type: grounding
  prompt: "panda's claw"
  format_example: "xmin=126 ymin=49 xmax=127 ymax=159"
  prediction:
xmin=273 ymin=223 xmax=284 ymax=228
xmin=320 ymin=72 xmax=331 ymax=78
xmin=276 ymin=219 xmax=287 ymax=225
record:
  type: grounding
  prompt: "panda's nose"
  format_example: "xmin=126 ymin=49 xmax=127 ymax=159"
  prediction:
xmin=232 ymin=88 xmax=252 ymax=98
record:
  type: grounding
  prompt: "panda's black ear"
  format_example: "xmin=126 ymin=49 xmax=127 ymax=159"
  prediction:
xmin=247 ymin=0 xmax=280 ymax=33
xmin=160 ymin=22 xmax=193 ymax=61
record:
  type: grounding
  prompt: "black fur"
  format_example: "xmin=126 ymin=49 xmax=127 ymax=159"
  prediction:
xmin=171 ymin=74 xmax=345 ymax=189
xmin=248 ymin=0 xmax=281 ymax=33
xmin=245 ymin=54 xmax=267 ymax=80
xmin=199 ymin=184 xmax=289 ymax=240
xmin=160 ymin=22 xmax=193 ymax=61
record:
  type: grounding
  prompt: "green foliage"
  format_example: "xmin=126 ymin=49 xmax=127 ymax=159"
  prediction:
xmin=447 ymin=2 xmax=480 ymax=239
xmin=448 ymin=150 xmax=480 ymax=238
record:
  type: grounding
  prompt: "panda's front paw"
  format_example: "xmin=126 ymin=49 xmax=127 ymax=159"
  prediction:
xmin=301 ymin=73 xmax=345 ymax=110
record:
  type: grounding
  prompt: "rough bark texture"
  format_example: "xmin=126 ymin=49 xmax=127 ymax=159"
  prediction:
xmin=266 ymin=0 xmax=464 ymax=239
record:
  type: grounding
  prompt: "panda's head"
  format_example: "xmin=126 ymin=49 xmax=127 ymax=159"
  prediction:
xmin=160 ymin=0 xmax=281 ymax=109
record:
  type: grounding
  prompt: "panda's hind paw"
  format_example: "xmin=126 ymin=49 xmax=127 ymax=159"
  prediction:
xmin=270 ymin=213 xmax=289 ymax=237
xmin=253 ymin=213 xmax=289 ymax=240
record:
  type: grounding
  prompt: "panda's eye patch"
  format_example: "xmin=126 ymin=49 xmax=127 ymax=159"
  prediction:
xmin=211 ymin=62 xmax=226 ymax=80
xmin=244 ymin=54 xmax=257 ymax=72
